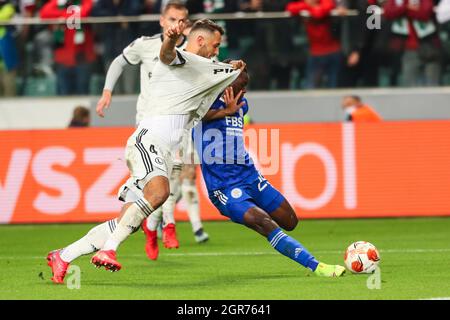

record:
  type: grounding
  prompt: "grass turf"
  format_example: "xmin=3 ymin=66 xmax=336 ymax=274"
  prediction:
xmin=0 ymin=217 xmax=449 ymax=300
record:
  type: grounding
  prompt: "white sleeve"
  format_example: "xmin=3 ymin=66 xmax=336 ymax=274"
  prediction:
xmin=103 ymin=55 xmax=128 ymax=91
xmin=437 ymin=0 xmax=450 ymax=24
xmin=122 ymin=37 xmax=144 ymax=65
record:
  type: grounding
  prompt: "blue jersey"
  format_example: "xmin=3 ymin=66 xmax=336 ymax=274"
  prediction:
xmin=193 ymin=96 xmax=258 ymax=191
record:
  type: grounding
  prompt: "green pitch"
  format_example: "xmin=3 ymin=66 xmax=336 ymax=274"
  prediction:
xmin=0 ymin=217 xmax=449 ymax=300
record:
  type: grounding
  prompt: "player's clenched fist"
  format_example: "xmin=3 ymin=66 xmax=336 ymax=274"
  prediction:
xmin=229 ymin=60 xmax=247 ymax=72
xmin=96 ymin=89 xmax=112 ymax=118
xmin=165 ymin=20 xmax=186 ymax=41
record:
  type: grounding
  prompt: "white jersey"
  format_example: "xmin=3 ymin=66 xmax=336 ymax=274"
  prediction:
xmin=122 ymin=34 xmax=187 ymax=125
xmin=142 ymin=49 xmax=240 ymax=127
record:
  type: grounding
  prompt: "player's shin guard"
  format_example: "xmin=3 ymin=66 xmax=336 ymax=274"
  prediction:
xmin=146 ymin=207 xmax=163 ymax=231
xmin=103 ymin=199 xmax=154 ymax=251
xmin=267 ymin=228 xmax=319 ymax=271
xmin=161 ymin=191 xmax=177 ymax=227
xmin=181 ymin=179 xmax=203 ymax=233
xmin=160 ymin=164 xmax=181 ymax=227
xmin=59 ymin=219 xmax=118 ymax=263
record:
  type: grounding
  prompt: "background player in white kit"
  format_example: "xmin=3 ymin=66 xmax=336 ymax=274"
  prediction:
xmin=46 ymin=18 xmax=244 ymax=283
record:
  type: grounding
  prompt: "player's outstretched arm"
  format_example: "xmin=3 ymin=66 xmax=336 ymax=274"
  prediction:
xmin=96 ymin=55 xmax=128 ymax=117
xmin=96 ymin=89 xmax=112 ymax=118
xmin=203 ymin=87 xmax=244 ymax=121
xmin=160 ymin=21 xmax=186 ymax=65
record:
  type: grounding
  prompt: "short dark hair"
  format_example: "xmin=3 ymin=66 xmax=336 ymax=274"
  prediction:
xmin=185 ymin=19 xmax=194 ymax=28
xmin=162 ymin=1 xmax=188 ymax=15
xmin=73 ymin=105 xmax=90 ymax=119
xmin=348 ymin=95 xmax=361 ymax=102
xmin=69 ymin=106 xmax=90 ymax=127
xmin=190 ymin=19 xmax=225 ymax=36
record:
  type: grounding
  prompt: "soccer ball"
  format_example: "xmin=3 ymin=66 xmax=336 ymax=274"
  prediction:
xmin=344 ymin=241 xmax=380 ymax=274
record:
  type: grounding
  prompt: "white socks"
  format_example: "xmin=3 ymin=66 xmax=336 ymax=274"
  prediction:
xmin=103 ymin=199 xmax=154 ymax=251
xmin=60 ymin=219 xmax=117 ymax=263
xmin=146 ymin=207 xmax=163 ymax=231
xmin=182 ymin=179 xmax=203 ymax=233
xmin=161 ymin=192 xmax=177 ymax=227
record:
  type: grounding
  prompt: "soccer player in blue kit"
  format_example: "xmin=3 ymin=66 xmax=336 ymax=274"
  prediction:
xmin=193 ymin=66 xmax=346 ymax=277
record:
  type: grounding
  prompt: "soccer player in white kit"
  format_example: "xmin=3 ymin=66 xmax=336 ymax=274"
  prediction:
xmin=97 ymin=1 xmax=208 ymax=259
xmin=141 ymin=18 xmax=212 ymax=263
xmin=46 ymin=18 xmax=244 ymax=283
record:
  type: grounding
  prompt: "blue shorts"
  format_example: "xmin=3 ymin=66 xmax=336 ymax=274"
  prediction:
xmin=209 ymin=171 xmax=285 ymax=224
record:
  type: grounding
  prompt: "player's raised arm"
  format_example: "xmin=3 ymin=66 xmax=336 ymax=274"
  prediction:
xmin=160 ymin=21 xmax=186 ymax=65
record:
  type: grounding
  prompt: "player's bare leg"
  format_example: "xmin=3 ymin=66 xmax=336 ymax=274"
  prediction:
xmin=91 ymin=176 xmax=169 ymax=272
xmin=243 ymin=206 xmax=345 ymax=277
xmin=180 ymin=164 xmax=209 ymax=243
xmin=267 ymin=199 xmax=298 ymax=231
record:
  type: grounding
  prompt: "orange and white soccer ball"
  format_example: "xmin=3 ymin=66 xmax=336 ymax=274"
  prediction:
xmin=344 ymin=241 xmax=380 ymax=274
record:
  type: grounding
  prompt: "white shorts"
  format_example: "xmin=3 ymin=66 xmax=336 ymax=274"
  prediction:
xmin=118 ymin=128 xmax=173 ymax=203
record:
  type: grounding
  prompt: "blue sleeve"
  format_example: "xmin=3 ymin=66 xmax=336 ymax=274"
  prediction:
xmin=210 ymin=96 xmax=225 ymax=110
xmin=242 ymin=98 xmax=249 ymax=115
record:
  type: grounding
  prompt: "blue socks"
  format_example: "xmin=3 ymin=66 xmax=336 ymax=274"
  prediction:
xmin=268 ymin=228 xmax=319 ymax=271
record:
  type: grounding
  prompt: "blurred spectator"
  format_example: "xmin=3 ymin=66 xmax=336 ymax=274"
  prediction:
xmin=185 ymin=0 xmax=235 ymax=14
xmin=235 ymin=0 xmax=295 ymax=89
xmin=68 ymin=105 xmax=90 ymax=127
xmin=16 ymin=1 xmax=55 ymax=96
xmin=341 ymin=95 xmax=382 ymax=122
xmin=0 ymin=0 xmax=19 ymax=96
xmin=40 ymin=0 xmax=96 ymax=95
xmin=155 ymin=0 xmax=187 ymax=13
xmin=185 ymin=1 xmax=237 ymax=61
xmin=384 ymin=0 xmax=442 ymax=87
xmin=92 ymin=0 xmax=142 ymax=95
xmin=338 ymin=0 xmax=389 ymax=87
xmin=436 ymin=0 xmax=450 ymax=24
xmin=286 ymin=0 xmax=342 ymax=89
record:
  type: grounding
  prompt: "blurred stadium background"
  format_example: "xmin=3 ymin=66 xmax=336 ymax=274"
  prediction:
xmin=0 ymin=0 xmax=450 ymax=300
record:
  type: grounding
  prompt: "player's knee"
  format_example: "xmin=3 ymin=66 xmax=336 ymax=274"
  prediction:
xmin=148 ymin=190 xmax=169 ymax=208
xmin=142 ymin=176 xmax=170 ymax=208
xmin=143 ymin=187 xmax=169 ymax=209
xmin=244 ymin=208 xmax=277 ymax=235
xmin=283 ymin=218 xmax=298 ymax=232
xmin=276 ymin=202 xmax=299 ymax=231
